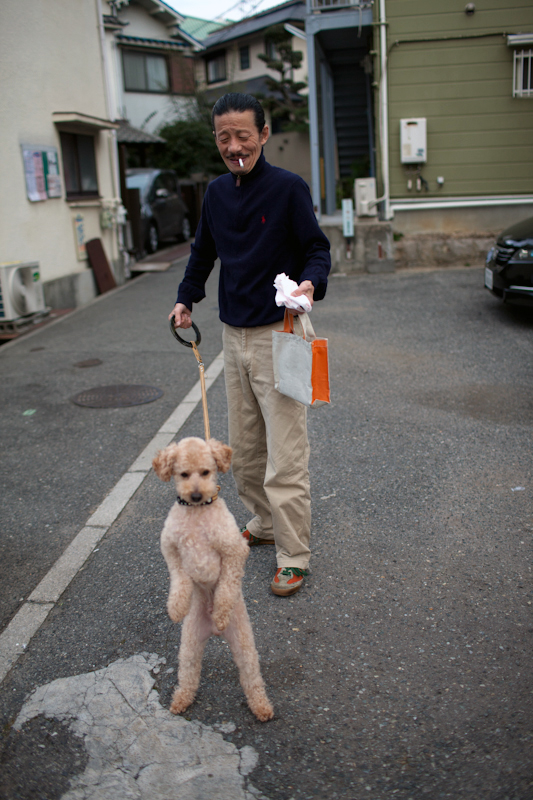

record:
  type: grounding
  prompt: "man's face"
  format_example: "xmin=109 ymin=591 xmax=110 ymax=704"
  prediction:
xmin=213 ymin=110 xmax=269 ymax=176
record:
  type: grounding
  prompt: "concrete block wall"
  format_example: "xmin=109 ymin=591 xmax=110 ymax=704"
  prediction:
xmin=320 ymin=219 xmax=395 ymax=275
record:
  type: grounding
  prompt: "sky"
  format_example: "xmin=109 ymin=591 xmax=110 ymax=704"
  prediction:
xmin=163 ymin=0 xmax=284 ymax=23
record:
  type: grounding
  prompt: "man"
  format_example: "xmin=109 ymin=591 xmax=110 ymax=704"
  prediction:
xmin=169 ymin=93 xmax=330 ymax=596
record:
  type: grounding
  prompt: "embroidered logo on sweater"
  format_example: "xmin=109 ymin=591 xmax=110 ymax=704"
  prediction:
xmin=261 ymin=215 xmax=266 ymax=224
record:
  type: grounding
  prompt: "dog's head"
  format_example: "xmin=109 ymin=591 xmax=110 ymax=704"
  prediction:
xmin=152 ymin=437 xmax=232 ymax=505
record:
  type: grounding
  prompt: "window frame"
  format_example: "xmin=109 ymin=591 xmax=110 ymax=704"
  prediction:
xmin=59 ymin=131 xmax=99 ymax=200
xmin=239 ymin=44 xmax=250 ymax=71
xmin=122 ymin=49 xmax=170 ymax=94
xmin=513 ymin=49 xmax=533 ymax=98
xmin=206 ymin=50 xmax=226 ymax=84
xmin=264 ymin=38 xmax=278 ymax=60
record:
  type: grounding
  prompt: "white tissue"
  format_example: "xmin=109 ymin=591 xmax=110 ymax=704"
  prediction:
xmin=273 ymin=273 xmax=312 ymax=313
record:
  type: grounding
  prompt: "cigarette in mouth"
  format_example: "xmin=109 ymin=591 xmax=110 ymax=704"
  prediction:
xmin=238 ymin=158 xmax=244 ymax=167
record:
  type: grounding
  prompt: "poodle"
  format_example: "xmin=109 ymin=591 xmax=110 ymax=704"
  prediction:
xmin=152 ymin=436 xmax=274 ymax=722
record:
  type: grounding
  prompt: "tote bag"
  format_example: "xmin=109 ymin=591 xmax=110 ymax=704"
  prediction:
xmin=272 ymin=311 xmax=330 ymax=408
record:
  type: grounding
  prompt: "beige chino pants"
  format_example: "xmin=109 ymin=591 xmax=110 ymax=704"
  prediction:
xmin=222 ymin=316 xmax=312 ymax=570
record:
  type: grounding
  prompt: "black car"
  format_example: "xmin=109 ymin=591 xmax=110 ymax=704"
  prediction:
xmin=126 ymin=168 xmax=190 ymax=254
xmin=485 ymin=215 xmax=533 ymax=306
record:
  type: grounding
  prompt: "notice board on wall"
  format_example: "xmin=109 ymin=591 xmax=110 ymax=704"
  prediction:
xmin=21 ymin=145 xmax=62 ymax=202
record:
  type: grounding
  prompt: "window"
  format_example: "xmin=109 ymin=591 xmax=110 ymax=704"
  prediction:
xmin=265 ymin=38 xmax=278 ymax=60
xmin=206 ymin=51 xmax=226 ymax=83
xmin=240 ymin=45 xmax=250 ymax=70
xmin=59 ymin=132 xmax=98 ymax=198
xmin=513 ymin=49 xmax=533 ymax=97
xmin=123 ymin=50 xmax=169 ymax=93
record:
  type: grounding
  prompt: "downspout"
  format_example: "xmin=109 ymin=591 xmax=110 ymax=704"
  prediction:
xmin=95 ymin=0 xmax=127 ymax=267
xmin=306 ymin=26 xmax=321 ymax=220
xmin=378 ymin=0 xmax=392 ymax=220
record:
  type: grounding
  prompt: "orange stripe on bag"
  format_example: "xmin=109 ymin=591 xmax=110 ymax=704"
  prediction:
xmin=311 ymin=338 xmax=330 ymax=404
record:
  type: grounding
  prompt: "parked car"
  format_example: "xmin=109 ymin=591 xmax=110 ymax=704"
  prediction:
xmin=126 ymin=168 xmax=190 ymax=254
xmin=485 ymin=215 xmax=533 ymax=306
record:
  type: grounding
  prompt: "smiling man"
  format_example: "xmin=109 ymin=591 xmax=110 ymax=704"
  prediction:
xmin=169 ymin=93 xmax=330 ymax=596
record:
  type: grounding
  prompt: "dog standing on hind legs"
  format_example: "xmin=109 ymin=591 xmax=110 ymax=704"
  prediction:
xmin=152 ymin=437 xmax=274 ymax=722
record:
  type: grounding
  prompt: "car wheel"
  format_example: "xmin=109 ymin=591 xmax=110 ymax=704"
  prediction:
xmin=180 ymin=217 xmax=191 ymax=242
xmin=147 ymin=223 xmax=159 ymax=254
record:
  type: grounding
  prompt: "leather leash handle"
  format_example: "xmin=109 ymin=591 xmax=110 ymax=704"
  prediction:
xmin=169 ymin=315 xmax=201 ymax=347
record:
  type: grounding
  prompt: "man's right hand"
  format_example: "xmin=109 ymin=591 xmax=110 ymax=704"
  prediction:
xmin=169 ymin=303 xmax=192 ymax=329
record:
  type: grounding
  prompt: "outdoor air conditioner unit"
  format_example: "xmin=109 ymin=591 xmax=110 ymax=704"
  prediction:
xmin=0 ymin=262 xmax=46 ymax=322
xmin=355 ymin=177 xmax=378 ymax=217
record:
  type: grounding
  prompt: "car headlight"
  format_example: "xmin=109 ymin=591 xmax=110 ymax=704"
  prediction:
xmin=515 ymin=248 xmax=533 ymax=261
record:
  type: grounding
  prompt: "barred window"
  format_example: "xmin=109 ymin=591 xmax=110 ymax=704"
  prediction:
xmin=512 ymin=48 xmax=532 ymax=98
xmin=59 ymin=133 xmax=98 ymax=198
xmin=240 ymin=45 xmax=250 ymax=71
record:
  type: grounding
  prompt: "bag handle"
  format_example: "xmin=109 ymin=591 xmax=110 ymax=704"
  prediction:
xmin=283 ymin=309 xmax=306 ymax=339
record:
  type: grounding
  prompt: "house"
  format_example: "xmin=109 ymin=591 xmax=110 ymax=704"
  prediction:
xmin=303 ymin=0 xmax=533 ymax=270
xmin=0 ymin=0 xmax=124 ymax=314
xmin=196 ymin=0 xmax=312 ymax=186
xmin=102 ymin=0 xmax=206 ymax=136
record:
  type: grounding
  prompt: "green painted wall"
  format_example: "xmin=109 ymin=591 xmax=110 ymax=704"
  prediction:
xmin=374 ymin=0 xmax=533 ymax=198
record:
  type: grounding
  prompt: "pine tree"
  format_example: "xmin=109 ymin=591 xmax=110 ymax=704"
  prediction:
xmin=257 ymin=24 xmax=308 ymax=133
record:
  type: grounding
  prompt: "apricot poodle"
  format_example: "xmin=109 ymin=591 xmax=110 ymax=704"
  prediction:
xmin=152 ymin=436 xmax=274 ymax=722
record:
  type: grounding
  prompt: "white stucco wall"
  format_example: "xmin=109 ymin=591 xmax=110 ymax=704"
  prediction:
xmin=122 ymin=91 xmax=196 ymax=133
xmin=0 ymin=0 xmax=119 ymax=292
xmin=116 ymin=2 xmax=176 ymax=39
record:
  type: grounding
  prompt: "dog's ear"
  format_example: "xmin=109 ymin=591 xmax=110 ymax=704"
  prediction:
xmin=152 ymin=443 xmax=180 ymax=482
xmin=208 ymin=439 xmax=232 ymax=473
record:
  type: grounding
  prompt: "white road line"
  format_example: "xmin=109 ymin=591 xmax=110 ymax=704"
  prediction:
xmin=0 ymin=350 xmax=225 ymax=685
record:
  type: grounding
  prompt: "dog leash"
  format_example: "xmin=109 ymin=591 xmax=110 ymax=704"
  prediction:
xmin=169 ymin=316 xmax=210 ymax=440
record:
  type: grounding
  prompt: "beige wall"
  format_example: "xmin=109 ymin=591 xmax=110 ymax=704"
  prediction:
xmin=0 ymin=0 xmax=120 ymax=297
xmin=196 ymin=32 xmax=308 ymax=93
xmin=264 ymin=131 xmax=311 ymax=187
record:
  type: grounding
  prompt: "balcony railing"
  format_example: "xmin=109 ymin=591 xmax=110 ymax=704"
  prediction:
xmin=307 ymin=0 xmax=373 ymax=12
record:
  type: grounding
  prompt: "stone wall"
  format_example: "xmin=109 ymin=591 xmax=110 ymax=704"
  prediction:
xmin=393 ymin=231 xmax=494 ymax=269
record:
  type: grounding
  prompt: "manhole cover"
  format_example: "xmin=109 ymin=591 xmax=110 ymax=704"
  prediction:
xmin=71 ymin=384 xmax=163 ymax=408
xmin=74 ymin=358 xmax=102 ymax=368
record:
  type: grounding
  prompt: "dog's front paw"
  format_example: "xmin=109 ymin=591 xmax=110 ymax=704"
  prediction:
xmin=212 ymin=610 xmax=230 ymax=632
xmin=167 ymin=594 xmax=189 ymax=622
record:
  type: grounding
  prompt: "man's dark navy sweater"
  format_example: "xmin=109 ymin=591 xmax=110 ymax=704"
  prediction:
xmin=176 ymin=153 xmax=331 ymax=328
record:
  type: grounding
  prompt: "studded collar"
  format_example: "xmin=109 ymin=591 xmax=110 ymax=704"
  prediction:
xmin=176 ymin=486 xmax=220 ymax=507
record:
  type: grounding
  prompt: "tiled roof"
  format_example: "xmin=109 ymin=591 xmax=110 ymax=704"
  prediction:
xmin=116 ymin=121 xmax=166 ymax=144
xmin=180 ymin=16 xmax=228 ymax=39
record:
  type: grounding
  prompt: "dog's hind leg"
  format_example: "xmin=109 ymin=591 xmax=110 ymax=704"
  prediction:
xmin=223 ymin=598 xmax=274 ymax=722
xmin=170 ymin=593 xmax=211 ymax=715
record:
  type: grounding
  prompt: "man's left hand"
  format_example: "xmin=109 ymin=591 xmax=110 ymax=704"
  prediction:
xmin=289 ymin=280 xmax=314 ymax=315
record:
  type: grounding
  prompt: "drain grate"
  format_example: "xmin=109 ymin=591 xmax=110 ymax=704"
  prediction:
xmin=71 ymin=384 xmax=163 ymax=408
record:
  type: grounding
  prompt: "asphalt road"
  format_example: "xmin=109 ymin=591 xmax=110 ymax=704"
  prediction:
xmin=1 ymin=263 xmax=532 ymax=800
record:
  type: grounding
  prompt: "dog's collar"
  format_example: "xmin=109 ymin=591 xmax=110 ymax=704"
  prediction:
xmin=176 ymin=486 xmax=220 ymax=507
